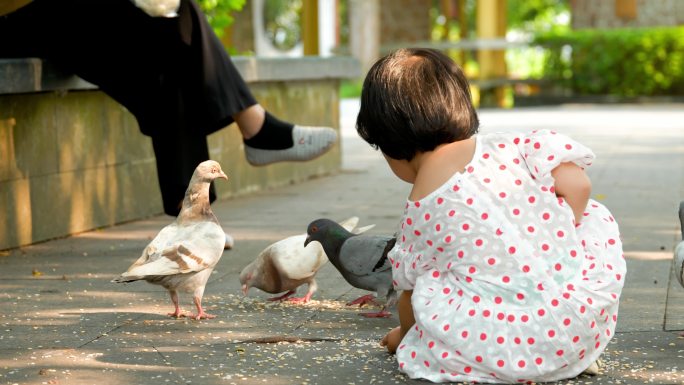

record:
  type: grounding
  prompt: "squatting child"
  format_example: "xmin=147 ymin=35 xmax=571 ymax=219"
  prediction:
xmin=355 ymin=48 xmax=626 ymax=383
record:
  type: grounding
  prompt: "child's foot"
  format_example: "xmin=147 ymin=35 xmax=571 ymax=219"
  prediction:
xmin=244 ymin=125 xmax=338 ymax=166
xmin=582 ymin=359 xmax=602 ymax=376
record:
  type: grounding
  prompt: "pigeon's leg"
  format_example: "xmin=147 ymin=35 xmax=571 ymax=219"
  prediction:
xmin=189 ymin=295 xmax=216 ymax=320
xmin=167 ymin=290 xmax=185 ymax=318
xmin=268 ymin=290 xmax=296 ymax=302
xmin=287 ymin=280 xmax=317 ymax=303
xmin=346 ymin=294 xmax=380 ymax=307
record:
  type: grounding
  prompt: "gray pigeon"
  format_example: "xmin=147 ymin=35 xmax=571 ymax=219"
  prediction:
xmin=113 ymin=160 xmax=228 ymax=320
xmin=239 ymin=217 xmax=374 ymax=302
xmin=304 ymin=218 xmax=397 ymax=317
xmin=674 ymin=201 xmax=684 ymax=288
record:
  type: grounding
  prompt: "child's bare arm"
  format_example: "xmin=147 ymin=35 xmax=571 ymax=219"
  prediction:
xmin=552 ymin=162 xmax=592 ymax=225
xmin=398 ymin=290 xmax=415 ymax=338
xmin=381 ymin=290 xmax=415 ymax=354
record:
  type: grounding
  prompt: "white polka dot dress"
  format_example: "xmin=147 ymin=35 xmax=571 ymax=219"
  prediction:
xmin=390 ymin=130 xmax=626 ymax=383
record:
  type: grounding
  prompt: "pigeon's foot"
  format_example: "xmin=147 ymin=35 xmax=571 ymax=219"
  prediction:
xmin=359 ymin=310 xmax=393 ymax=318
xmin=268 ymin=290 xmax=296 ymax=301
xmin=346 ymin=294 xmax=380 ymax=308
xmin=189 ymin=311 xmax=216 ymax=320
xmin=245 ymin=125 xmax=337 ymax=166
xmin=167 ymin=310 xmax=186 ymax=318
xmin=190 ymin=296 xmax=216 ymax=320
xmin=286 ymin=292 xmax=314 ymax=303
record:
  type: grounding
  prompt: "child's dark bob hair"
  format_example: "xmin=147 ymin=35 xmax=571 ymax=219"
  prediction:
xmin=356 ymin=48 xmax=479 ymax=161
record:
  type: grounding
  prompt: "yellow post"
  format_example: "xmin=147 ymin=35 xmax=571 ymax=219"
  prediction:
xmin=476 ymin=0 xmax=507 ymax=107
xmin=615 ymin=0 xmax=637 ymax=19
xmin=302 ymin=0 xmax=320 ymax=56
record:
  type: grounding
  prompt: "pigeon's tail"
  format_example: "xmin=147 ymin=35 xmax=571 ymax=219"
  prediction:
xmin=339 ymin=217 xmax=360 ymax=232
xmin=111 ymin=275 xmax=141 ymax=283
xmin=679 ymin=201 xmax=684 ymax=240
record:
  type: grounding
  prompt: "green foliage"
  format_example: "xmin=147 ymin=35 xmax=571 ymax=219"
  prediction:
xmin=535 ymin=27 xmax=684 ymax=96
xmin=263 ymin=0 xmax=302 ymax=50
xmin=339 ymin=79 xmax=363 ymax=99
xmin=507 ymin=0 xmax=569 ymax=34
xmin=198 ymin=0 xmax=246 ymax=38
xmin=428 ymin=0 xmax=570 ymax=79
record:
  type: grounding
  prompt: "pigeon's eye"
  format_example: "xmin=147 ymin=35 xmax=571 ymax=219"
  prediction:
xmin=311 ymin=226 xmax=318 ymax=233
xmin=211 ymin=168 xmax=217 ymax=173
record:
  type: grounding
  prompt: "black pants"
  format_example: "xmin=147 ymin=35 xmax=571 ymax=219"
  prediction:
xmin=0 ymin=0 xmax=257 ymax=215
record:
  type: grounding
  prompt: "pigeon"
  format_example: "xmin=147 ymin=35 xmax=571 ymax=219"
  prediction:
xmin=674 ymin=201 xmax=684 ymax=288
xmin=239 ymin=217 xmax=374 ymax=303
xmin=112 ymin=160 xmax=228 ymax=320
xmin=304 ymin=218 xmax=397 ymax=318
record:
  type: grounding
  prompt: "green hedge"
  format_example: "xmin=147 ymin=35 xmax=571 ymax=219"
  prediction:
xmin=534 ymin=27 xmax=684 ymax=96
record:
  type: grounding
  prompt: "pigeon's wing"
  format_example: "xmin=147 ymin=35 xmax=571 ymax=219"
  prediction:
xmin=338 ymin=235 xmax=396 ymax=277
xmin=121 ymin=223 xmax=180 ymax=271
xmin=120 ymin=221 xmax=224 ymax=279
xmin=271 ymin=235 xmax=325 ymax=280
xmin=338 ymin=217 xmax=360 ymax=232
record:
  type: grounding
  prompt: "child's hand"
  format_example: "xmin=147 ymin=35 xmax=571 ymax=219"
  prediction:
xmin=380 ymin=326 xmax=402 ymax=354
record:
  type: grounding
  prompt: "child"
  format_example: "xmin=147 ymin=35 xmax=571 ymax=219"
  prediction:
xmin=356 ymin=48 xmax=625 ymax=383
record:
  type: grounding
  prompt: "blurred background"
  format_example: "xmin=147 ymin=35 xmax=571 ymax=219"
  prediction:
xmin=2 ymin=0 xmax=683 ymax=251
xmin=206 ymin=0 xmax=684 ymax=107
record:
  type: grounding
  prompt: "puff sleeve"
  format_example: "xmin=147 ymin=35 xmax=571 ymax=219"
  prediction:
xmin=388 ymin=210 xmax=437 ymax=291
xmin=519 ymin=130 xmax=595 ymax=181
xmin=388 ymin=247 xmax=420 ymax=291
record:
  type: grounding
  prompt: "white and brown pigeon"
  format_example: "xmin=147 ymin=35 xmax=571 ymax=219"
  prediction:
xmin=239 ymin=217 xmax=374 ymax=303
xmin=113 ymin=160 xmax=228 ymax=320
xmin=304 ymin=218 xmax=397 ymax=318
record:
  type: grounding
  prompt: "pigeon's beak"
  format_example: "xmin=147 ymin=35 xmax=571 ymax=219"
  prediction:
xmin=241 ymin=284 xmax=249 ymax=296
xmin=304 ymin=236 xmax=311 ymax=247
xmin=218 ymin=171 xmax=228 ymax=180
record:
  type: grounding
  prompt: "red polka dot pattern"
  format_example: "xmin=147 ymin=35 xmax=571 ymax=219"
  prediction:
xmin=391 ymin=131 xmax=625 ymax=383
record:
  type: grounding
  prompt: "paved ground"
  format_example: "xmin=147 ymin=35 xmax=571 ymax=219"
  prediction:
xmin=1 ymin=100 xmax=684 ymax=385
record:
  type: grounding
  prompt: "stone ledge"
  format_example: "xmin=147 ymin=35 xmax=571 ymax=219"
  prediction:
xmin=0 ymin=56 xmax=361 ymax=95
xmin=233 ymin=56 xmax=361 ymax=82
xmin=0 ymin=55 xmax=356 ymax=250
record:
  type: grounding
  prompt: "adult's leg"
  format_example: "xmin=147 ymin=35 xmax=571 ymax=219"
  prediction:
xmin=151 ymin=129 xmax=215 ymax=216
xmin=180 ymin=0 xmax=337 ymax=166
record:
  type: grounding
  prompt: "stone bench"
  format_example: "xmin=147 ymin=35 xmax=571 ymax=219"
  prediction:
xmin=0 ymin=56 xmax=360 ymax=250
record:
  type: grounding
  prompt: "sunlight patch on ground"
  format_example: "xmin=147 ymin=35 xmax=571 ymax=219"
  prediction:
xmin=624 ymin=251 xmax=672 ymax=261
